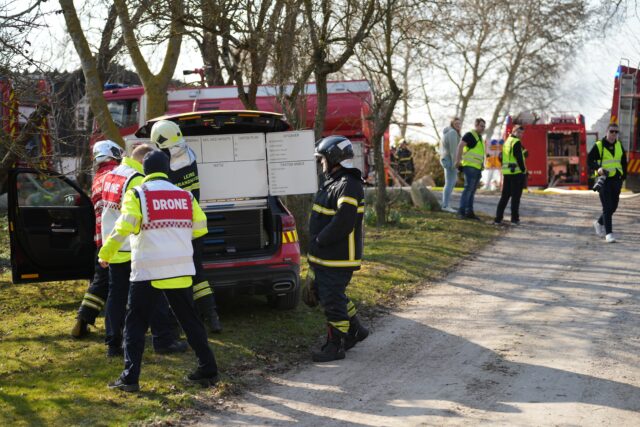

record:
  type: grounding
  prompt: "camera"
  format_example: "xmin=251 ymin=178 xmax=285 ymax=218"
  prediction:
xmin=592 ymin=174 xmax=607 ymax=192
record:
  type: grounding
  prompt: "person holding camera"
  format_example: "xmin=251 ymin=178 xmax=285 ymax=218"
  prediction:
xmin=494 ymin=125 xmax=527 ymax=225
xmin=589 ymin=123 xmax=627 ymax=243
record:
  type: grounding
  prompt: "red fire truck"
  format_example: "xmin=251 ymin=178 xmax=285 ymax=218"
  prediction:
xmin=94 ymin=79 xmax=388 ymax=182
xmin=0 ymin=77 xmax=54 ymax=170
xmin=609 ymin=61 xmax=640 ymax=192
xmin=503 ymin=112 xmax=589 ymax=189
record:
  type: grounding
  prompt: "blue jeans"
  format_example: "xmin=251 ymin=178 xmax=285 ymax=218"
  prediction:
xmin=458 ymin=166 xmax=481 ymax=215
xmin=440 ymin=158 xmax=457 ymax=208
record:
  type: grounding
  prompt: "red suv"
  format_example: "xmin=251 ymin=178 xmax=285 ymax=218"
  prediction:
xmin=8 ymin=111 xmax=305 ymax=309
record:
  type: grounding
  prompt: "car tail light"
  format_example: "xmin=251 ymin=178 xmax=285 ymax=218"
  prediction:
xmin=281 ymin=214 xmax=296 ymax=231
xmin=280 ymin=214 xmax=298 ymax=245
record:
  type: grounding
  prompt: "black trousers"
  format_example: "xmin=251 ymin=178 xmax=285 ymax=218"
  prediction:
xmin=192 ymin=236 xmax=217 ymax=314
xmin=597 ymin=177 xmax=623 ymax=234
xmin=77 ymin=254 xmax=109 ymax=325
xmin=314 ymin=267 xmax=354 ymax=334
xmin=495 ymin=173 xmax=525 ymax=222
xmin=105 ymin=261 xmax=175 ymax=351
xmin=121 ymin=281 xmax=218 ymax=384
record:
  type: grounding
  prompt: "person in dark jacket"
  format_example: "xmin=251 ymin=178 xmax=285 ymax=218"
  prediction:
xmin=309 ymin=136 xmax=369 ymax=362
xmin=395 ymin=139 xmax=415 ymax=184
xmin=494 ymin=125 xmax=527 ymax=225
xmin=588 ymin=123 xmax=627 ymax=243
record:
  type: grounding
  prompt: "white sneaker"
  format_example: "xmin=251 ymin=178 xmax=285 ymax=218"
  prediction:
xmin=593 ymin=220 xmax=605 ymax=237
xmin=605 ymin=233 xmax=617 ymax=243
xmin=442 ymin=206 xmax=457 ymax=213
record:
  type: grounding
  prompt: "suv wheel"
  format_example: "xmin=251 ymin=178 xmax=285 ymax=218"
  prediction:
xmin=267 ymin=285 xmax=300 ymax=310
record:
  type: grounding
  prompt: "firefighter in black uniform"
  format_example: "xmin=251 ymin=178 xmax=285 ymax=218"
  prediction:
xmin=396 ymin=139 xmax=415 ymax=184
xmin=150 ymin=120 xmax=222 ymax=333
xmin=309 ymin=135 xmax=369 ymax=362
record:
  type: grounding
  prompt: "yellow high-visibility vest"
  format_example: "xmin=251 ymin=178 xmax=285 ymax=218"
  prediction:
xmin=594 ymin=140 xmax=623 ymax=177
xmin=502 ymin=136 xmax=526 ymax=175
xmin=461 ymin=131 xmax=485 ymax=170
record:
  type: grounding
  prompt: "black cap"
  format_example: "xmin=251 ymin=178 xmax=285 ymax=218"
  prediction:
xmin=143 ymin=150 xmax=170 ymax=176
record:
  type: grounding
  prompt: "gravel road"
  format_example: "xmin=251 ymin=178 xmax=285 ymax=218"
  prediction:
xmin=198 ymin=191 xmax=640 ymax=426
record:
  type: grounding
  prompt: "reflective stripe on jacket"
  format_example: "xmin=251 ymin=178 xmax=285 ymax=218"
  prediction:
xmin=309 ymin=168 xmax=365 ymax=270
xmin=595 ymin=140 xmax=623 ymax=177
xmin=92 ymin=160 xmax=119 ymax=246
xmin=502 ymin=136 xmax=526 ymax=175
xmin=98 ymin=173 xmax=208 ymax=289
xmin=167 ymin=147 xmax=200 ymax=201
xmin=100 ymin=157 xmax=143 ymax=262
xmin=461 ymin=131 xmax=485 ymax=170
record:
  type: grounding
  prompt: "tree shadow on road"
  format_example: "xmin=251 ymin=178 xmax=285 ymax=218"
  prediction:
xmin=200 ymin=313 xmax=640 ymax=426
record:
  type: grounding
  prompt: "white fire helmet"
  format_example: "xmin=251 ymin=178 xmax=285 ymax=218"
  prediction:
xmin=92 ymin=140 xmax=123 ymax=164
xmin=150 ymin=120 xmax=185 ymax=149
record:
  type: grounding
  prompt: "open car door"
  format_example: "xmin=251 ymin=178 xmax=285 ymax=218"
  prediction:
xmin=8 ymin=169 xmax=95 ymax=283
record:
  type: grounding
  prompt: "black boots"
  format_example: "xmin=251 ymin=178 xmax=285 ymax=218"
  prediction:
xmin=312 ymin=317 xmax=370 ymax=362
xmin=186 ymin=368 xmax=219 ymax=387
xmin=312 ymin=326 xmax=346 ymax=362
xmin=196 ymin=296 xmax=223 ymax=333
xmin=71 ymin=317 xmax=89 ymax=338
xmin=345 ymin=316 xmax=369 ymax=350
xmin=203 ymin=309 xmax=222 ymax=333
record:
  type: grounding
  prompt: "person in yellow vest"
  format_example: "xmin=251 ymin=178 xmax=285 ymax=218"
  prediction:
xmin=150 ymin=120 xmax=222 ymax=333
xmin=100 ymin=150 xmax=219 ymax=392
xmin=455 ymin=118 xmax=486 ymax=220
xmin=589 ymin=123 xmax=627 ymax=243
xmin=494 ymin=125 xmax=527 ymax=225
xmin=101 ymin=144 xmax=185 ymax=357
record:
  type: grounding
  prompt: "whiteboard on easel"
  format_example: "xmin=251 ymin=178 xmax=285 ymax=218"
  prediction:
xmin=197 ymin=133 xmax=269 ymax=201
xmin=266 ymin=130 xmax=318 ymax=196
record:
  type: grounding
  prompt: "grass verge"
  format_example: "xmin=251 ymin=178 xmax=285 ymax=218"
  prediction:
xmin=0 ymin=207 xmax=499 ymax=426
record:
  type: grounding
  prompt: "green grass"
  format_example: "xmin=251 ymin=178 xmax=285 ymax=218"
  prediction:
xmin=0 ymin=208 xmax=499 ymax=426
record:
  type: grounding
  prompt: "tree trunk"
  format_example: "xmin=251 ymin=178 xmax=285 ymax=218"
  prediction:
xmin=373 ymin=131 xmax=387 ymax=226
xmin=313 ymin=70 xmax=328 ymax=140
xmin=145 ymin=83 xmax=167 ymax=121
xmin=114 ymin=0 xmax=184 ymax=121
xmin=399 ymin=47 xmax=412 ymax=138
xmin=59 ymin=0 xmax=124 ymax=147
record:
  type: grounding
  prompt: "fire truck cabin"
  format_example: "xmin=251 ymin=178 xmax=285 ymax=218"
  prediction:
xmin=504 ymin=113 xmax=588 ymax=189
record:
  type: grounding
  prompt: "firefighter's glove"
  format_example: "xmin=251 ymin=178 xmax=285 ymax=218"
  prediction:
xmin=509 ymin=164 xmax=516 ymax=173
xmin=301 ymin=268 xmax=319 ymax=308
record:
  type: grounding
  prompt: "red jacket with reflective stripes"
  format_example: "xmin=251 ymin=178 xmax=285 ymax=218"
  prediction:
xmin=91 ymin=160 xmax=119 ymax=246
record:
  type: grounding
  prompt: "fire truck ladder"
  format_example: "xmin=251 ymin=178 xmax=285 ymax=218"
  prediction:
xmin=617 ymin=59 xmax=637 ymax=153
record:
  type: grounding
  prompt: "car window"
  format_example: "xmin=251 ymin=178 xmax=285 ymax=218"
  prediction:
xmin=17 ymin=173 xmax=81 ymax=207
xmin=108 ymin=99 xmax=139 ymax=128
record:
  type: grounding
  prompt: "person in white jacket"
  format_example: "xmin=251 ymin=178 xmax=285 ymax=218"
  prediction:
xmin=440 ymin=117 xmax=461 ymax=212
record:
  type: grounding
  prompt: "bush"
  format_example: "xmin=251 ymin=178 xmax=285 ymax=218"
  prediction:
xmin=364 ymin=207 xmax=402 ymax=226
xmin=405 ymin=143 xmax=443 ymax=187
